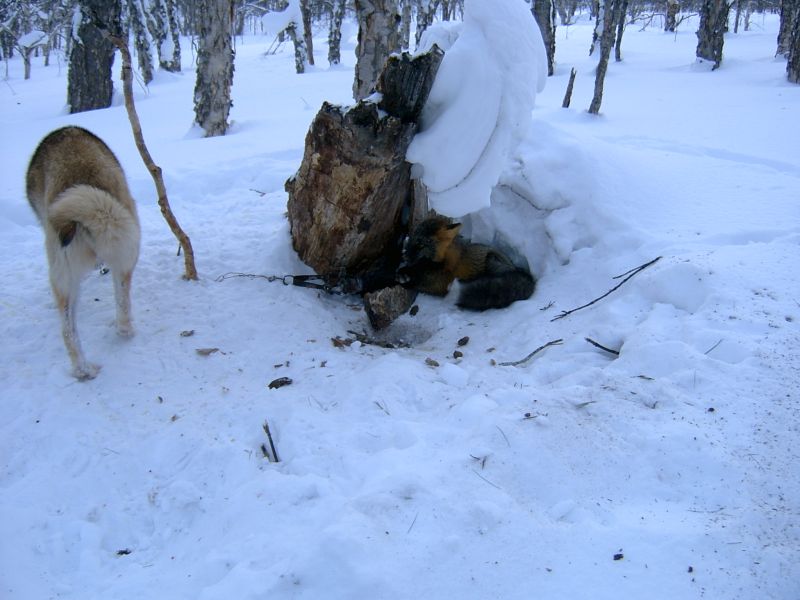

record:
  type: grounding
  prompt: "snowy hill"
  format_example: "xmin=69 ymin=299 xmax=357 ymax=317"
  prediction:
xmin=1 ymin=12 xmax=798 ymax=600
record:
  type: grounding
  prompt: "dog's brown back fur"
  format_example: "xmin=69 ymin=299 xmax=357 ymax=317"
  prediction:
xmin=26 ymin=126 xmax=136 ymax=229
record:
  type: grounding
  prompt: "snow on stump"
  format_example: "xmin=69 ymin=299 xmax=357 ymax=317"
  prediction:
xmin=286 ymin=48 xmax=443 ymax=327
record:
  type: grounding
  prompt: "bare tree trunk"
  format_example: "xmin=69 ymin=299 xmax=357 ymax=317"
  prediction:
xmin=665 ymin=0 xmax=679 ymax=32
xmin=353 ymin=0 xmax=402 ymax=101
xmin=788 ymin=6 xmax=800 ymax=82
xmin=414 ymin=0 xmax=438 ymax=49
xmin=328 ymin=0 xmax=347 ymax=65
xmin=128 ymin=0 xmax=154 ymax=85
xmin=562 ymin=67 xmax=576 ymax=107
xmin=401 ymin=0 xmax=412 ymax=50
xmin=299 ymin=0 xmax=314 ymax=66
xmin=193 ymin=0 xmax=234 ymax=137
xmin=696 ymin=0 xmax=730 ymax=70
xmin=163 ymin=0 xmax=182 ymax=71
xmin=589 ymin=0 xmax=603 ymax=55
xmin=531 ymin=0 xmax=556 ymax=76
xmin=733 ymin=0 xmax=742 ymax=33
xmin=555 ymin=0 xmax=578 ymax=25
xmin=68 ymin=0 xmax=121 ymax=114
xmin=286 ymin=21 xmax=308 ymax=73
xmin=22 ymin=46 xmax=33 ymax=79
xmin=614 ymin=0 xmax=628 ymax=62
xmin=589 ymin=0 xmax=623 ymax=114
xmin=777 ymin=0 xmax=798 ymax=57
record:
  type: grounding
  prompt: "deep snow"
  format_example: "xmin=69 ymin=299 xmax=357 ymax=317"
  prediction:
xmin=1 ymin=9 xmax=799 ymax=600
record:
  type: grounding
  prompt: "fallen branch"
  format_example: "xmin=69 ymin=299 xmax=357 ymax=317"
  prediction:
xmin=552 ymin=256 xmax=662 ymax=322
xmin=585 ymin=337 xmax=620 ymax=356
xmin=498 ymin=339 xmax=563 ymax=367
xmin=96 ymin=21 xmax=198 ymax=280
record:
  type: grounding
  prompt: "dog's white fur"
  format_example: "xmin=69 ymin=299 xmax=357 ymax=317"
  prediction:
xmin=26 ymin=126 xmax=140 ymax=380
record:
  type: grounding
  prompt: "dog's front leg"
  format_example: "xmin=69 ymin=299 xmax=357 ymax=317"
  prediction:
xmin=54 ymin=286 xmax=99 ymax=381
xmin=112 ymin=269 xmax=135 ymax=338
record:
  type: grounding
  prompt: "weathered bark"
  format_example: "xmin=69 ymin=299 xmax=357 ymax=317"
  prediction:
xmin=555 ymin=0 xmax=578 ymax=25
xmin=401 ymin=0 xmax=412 ymax=49
xmin=286 ymin=49 xmax=444 ymax=293
xmin=286 ymin=21 xmax=308 ymax=73
xmin=532 ymin=0 xmax=557 ymax=77
xmin=193 ymin=0 xmax=234 ymax=137
xmin=665 ymin=0 xmax=680 ymax=32
xmin=128 ymin=0 xmax=153 ymax=85
xmin=353 ymin=0 xmax=403 ymax=100
xmin=328 ymin=0 xmax=347 ymax=65
xmin=163 ymin=0 xmax=182 ymax=71
xmin=778 ymin=0 xmax=799 ymax=57
xmin=614 ymin=0 xmax=629 ymax=61
xmin=414 ymin=0 xmax=434 ymax=47
xmin=299 ymin=0 xmax=314 ymax=66
xmin=68 ymin=0 xmax=121 ymax=114
xmin=589 ymin=0 xmax=623 ymax=114
xmin=696 ymin=0 xmax=730 ymax=70
xmin=788 ymin=6 xmax=800 ymax=82
xmin=562 ymin=67 xmax=576 ymax=108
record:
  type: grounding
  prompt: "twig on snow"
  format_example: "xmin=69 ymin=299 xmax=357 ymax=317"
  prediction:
xmin=704 ymin=339 xmax=723 ymax=355
xmin=497 ymin=339 xmax=563 ymax=367
xmin=551 ymin=256 xmax=662 ymax=322
xmin=261 ymin=420 xmax=280 ymax=462
xmin=472 ymin=470 xmax=502 ymax=490
xmin=585 ymin=337 xmax=620 ymax=356
xmin=407 ymin=511 xmax=419 ymax=534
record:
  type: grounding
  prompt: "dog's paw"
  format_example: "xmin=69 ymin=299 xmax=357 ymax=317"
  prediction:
xmin=73 ymin=362 xmax=101 ymax=381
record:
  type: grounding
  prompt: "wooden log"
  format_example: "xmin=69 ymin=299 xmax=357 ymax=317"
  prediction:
xmin=286 ymin=47 xmax=444 ymax=293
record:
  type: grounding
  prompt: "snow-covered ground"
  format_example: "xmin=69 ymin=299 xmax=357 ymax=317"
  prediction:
xmin=1 ymin=10 xmax=798 ymax=600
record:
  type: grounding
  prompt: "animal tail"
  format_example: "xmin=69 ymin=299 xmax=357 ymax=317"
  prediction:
xmin=456 ymin=269 xmax=535 ymax=311
xmin=48 ymin=184 xmax=140 ymax=266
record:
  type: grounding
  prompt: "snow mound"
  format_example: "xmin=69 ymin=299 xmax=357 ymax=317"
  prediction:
xmin=407 ymin=0 xmax=547 ymax=217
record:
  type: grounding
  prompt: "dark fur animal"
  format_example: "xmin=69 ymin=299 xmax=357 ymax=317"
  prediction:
xmin=399 ymin=215 xmax=535 ymax=310
xmin=26 ymin=126 xmax=140 ymax=380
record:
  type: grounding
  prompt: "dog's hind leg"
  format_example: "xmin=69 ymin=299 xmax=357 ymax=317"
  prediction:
xmin=112 ymin=268 xmax=135 ymax=338
xmin=53 ymin=282 xmax=100 ymax=381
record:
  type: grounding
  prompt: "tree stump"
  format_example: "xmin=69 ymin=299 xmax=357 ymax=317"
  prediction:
xmin=286 ymin=47 xmax=443 ymax=299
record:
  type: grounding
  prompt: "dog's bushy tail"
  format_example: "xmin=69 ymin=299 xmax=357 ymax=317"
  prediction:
xmin=456 ymin=269 xmax=535 ymax=311
xmin=48 ymin=184 xmax=140 ymax=266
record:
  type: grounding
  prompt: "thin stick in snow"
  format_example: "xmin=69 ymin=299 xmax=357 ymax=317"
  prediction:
xmin=497 ymin=339 xmax=564 ymax=367
xmin=262 ymin=420 xmax=280 ymax=463
xmin=88 ymin=13 xmax=198 ymax=280
xmin=585 ymin=337 xmax=620 ymax=356
xmin=552 ymin=256 xmax=662 ymax=322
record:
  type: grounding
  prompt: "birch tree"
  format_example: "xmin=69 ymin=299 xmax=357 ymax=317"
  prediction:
xmin=777 ymin=0 xmax=798 ymax=57
xmin=193 ymin=0 xmax=234 ymax=136
xmin=695 ymin=0 xmax=730 ymax=70
xmin=128 ymin=0 xmax=153 ymax=85
xmin=588 ymin=0 xmax=624 ymax=114
xmin=146 ymin=0 xmax=181 ymax=71
xmin=788 ymin=4 xmax=800 ymax=82
xmin=328 ymin=0 xmax=346 ymax=65
xmin=67 ymin=0 xmax=121 ymax=113
xmin=353 ymin=0 xmax=402 ymax=100
xmin=531 ymin=0 xmax=556 ymax=76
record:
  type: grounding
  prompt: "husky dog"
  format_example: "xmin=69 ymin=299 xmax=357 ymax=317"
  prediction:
xmin=26 ymin=126 xmax=141 ymax=380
